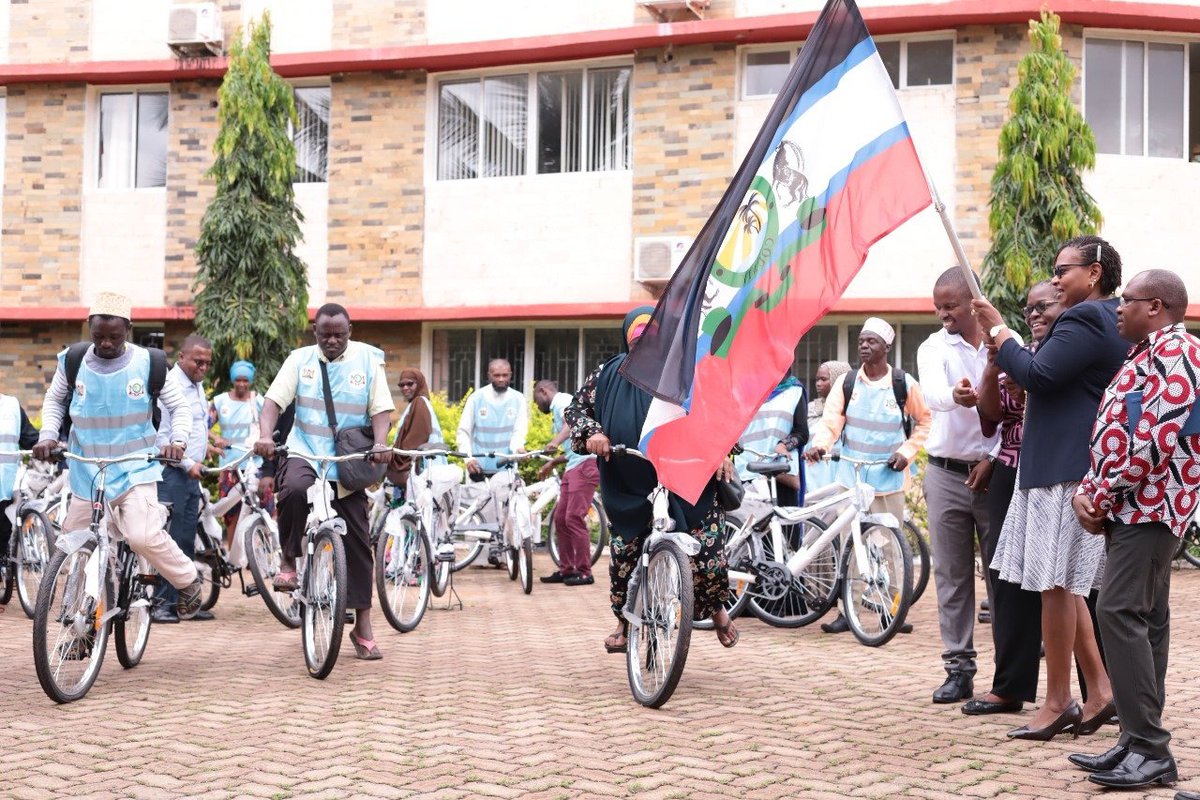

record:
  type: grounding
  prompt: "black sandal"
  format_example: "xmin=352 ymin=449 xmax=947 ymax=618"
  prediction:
xmin=604 ymin=624 xmax=628 ymax=654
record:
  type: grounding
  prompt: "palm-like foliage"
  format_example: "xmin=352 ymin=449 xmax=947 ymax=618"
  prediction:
xmin=982 ymin=10 xmax=1103 ymax=332
xmin=193 ymin=13 xmax=308 ymax=391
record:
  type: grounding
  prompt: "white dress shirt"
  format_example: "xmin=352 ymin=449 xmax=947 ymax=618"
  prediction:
xmin=915 ymin=328 xmax=998 ymax=461
xmin=156 ymin=364 xmax=210 ymax=471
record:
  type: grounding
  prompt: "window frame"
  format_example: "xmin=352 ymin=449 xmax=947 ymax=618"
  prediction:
xmin=290 ymin=80 xmax=332 ymax=184
xmin=1083 ymin=30 xmax=1193 ymax=160
xmin=90 ymin=85 xmax=171 ymax=192
xmin=430 ymin=57 xmax=635 ymax=182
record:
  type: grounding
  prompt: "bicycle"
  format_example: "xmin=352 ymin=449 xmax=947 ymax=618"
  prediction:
xmin=373 ymin=447 xmax=466 ymax=631
xmin=1174 ymin=520 xmax=1200 ymax=568
xmin=609 ymin=445 xmax=699 ymax=708
xmin=724 ymin=454 xmax=914 ymax=646
xmin=31 ymin=451 xmax=169 ymax=703
xmin=2 ymin=452 xmax=59 ymax=618
xmin=523 ymin=469 xmax=609 ymax=570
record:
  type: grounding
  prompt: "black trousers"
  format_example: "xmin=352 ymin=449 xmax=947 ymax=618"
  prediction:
xmin=1098 ymin=520 xmax=1177 ymax=759
xmin=276 ymin=457 xmax=373 ymax=610
xmin=983 ymin=461 xmax=1042 ymax=702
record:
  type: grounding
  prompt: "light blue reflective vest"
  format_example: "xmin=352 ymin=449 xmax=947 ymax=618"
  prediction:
xmin=390 ymin=395 xmax=445 ymax=453
xmin=550 ymin=392 xmax=594 ymax=473
xmin=0 ymin=394 xmax=21 ymax=502
xmin=212 ymin=391 xmax=264 ymax=468
xmin=466 ymin=388 xmax=526 ymax=472
xmin=735 ymin=385 xmax=803 ymax=484
xmin=841 ymin=371 xmax=912 ymax=494
xmin=286 ymin=342 xmax=383 ymax=483
xmin=65 ymin=345 xmax=162 ymax=501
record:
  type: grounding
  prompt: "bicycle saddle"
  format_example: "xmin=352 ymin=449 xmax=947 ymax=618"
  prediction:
xmin=747 ymin=460 xmax=789 ymax=477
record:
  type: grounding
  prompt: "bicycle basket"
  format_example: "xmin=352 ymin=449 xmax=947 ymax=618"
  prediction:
xmin=427 ymin=464 xmax=464 ymax=498
xmin=22 ymin=461 xmax=55 ymax=495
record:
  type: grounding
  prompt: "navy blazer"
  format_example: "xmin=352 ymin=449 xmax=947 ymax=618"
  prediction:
xmin=996 ymin=298 xmax=1127 ymax=490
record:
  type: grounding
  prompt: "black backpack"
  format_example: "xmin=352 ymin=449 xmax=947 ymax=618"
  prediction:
xmin=841 ymin=366 xmax=913 ymax=438
xmin=61 ymin=343 xmax=170 ymax=433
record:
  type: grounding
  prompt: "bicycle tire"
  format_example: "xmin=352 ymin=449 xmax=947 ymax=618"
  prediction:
xmin=1178 ymin=522 xmax=1200 ymax=568
xmin=115 ymin=551 xmax=153 ymax=669
xmin=626 ymin=538 xmax=694 ymax=709
xmin=245 ymin=519 xmax=301 ymax=629
xmin=903 ymin=519 xmax=931 ymax=606
xmin=16 ymin=509 xmax=54 ymax=618
xmin=548 ymin=497 xmax=610 ymax=568
xmin=431 ymin=539 xmax=452 ymax=597
xmin=302 ymin=526 xmax=347 ymax=680
xmin=519 ymin=538 xmax=533 ymax=594
xmin=750 ymin=517 xmax=840 ymax=628
xmin=841 ymin=524 xmax=912 ymax=647
xmin=0 ymin=559 xmax=11 ymax=606
xmin=375 ymin=513 xmax=431 ymax=633
xmin=694 ymin=516 xmax=753 ymax=630
xmin=451 ymin=509 xmax=486 ymax=572
xmin=33 ymin=543 xmax=111 ymax=704
xmin=194 ymin=548 xmax=222 ymax=612
xmin=504 ymin=544 xmax=519 ymax=581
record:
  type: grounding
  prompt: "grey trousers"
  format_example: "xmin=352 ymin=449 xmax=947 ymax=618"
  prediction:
xmin=923 ymin=462 xmax=992 ymax=675
xmin=1098 ymin=520 xmax=1177 ymax=759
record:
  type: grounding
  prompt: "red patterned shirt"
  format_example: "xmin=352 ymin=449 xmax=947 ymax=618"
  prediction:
xmin=1079 ymin=323 xmax=1200 ymax=537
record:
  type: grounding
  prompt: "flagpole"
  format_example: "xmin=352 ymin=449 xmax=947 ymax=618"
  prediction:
xmin=929 ymin=181 xmax=984 ymax=300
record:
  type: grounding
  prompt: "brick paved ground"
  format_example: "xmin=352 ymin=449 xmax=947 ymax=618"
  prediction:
xmin=2 ymin=553 xmax=1199 ymax=800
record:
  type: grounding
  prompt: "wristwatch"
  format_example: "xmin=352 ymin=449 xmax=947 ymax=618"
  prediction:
xmin=989 ymin=323 xmax=1007 ymax=339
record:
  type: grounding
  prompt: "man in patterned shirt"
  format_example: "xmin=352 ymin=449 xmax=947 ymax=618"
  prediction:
xmin=1069 ymin=270 xmax=1200 ymax=791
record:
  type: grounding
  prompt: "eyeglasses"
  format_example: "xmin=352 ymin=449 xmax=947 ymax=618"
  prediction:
xmin=1119 ymin=296 xmax=1168 ymax=308
xmin=397 ymin=381 xmax=416 ymax=388
xmin=1051 ymin=262 xmax=1094 ymax=279
xmin=1023 ymin=300 xmax=1053 ymax=318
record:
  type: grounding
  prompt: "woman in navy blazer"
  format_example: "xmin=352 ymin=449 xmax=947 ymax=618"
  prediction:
xmin=972 ymin=236 xmax=1129 ymax=741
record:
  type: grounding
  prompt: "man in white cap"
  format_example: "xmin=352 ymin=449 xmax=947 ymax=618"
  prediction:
xmin=805 ymin=316 xmax=932 ymax=633
xmin=33 ymin=292 xmax=204 ymax=620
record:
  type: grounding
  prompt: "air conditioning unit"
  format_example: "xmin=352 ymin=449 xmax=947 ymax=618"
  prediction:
xmin=634 ymin=236 xmax=691 ymax=284
xmin=168 ymin=3 xmax=223 ymax=57
xmin=639 ymin=0 xmax=710 ymax=23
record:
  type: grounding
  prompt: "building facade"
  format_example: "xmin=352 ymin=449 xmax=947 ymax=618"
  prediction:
xmin=0 ymin=0 xmax=1198 ymax=411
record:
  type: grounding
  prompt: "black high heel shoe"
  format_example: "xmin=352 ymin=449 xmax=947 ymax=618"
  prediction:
xmin=1076 ymin=701 xmax=1117 ymax=737
xmin=1007 ymin=701 xmax=1084 ymax=741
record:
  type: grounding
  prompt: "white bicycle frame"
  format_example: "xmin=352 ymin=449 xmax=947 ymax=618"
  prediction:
xmin=453 ymin=452 xmax=547 ymax=550
xmin=199 ymin=447 xmax=272 ymax=569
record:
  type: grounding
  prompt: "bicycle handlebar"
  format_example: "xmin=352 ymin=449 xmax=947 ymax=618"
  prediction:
xmin=276 ymin=446 xmax=382 ymax=464
xmin=497 ymin=452 xmax=553 ymax=464
xmin=739 ymin=446 xmax=788 ymax=460
xmin=610 ymin=444 xmax=648 ymax=461
xmin=52 ymin=450 xmax=179 ymax=468
xmin=200 ymin=447 xmax=257 ymax=477
xmin=391 ymin=447 xmax=468 ymax=459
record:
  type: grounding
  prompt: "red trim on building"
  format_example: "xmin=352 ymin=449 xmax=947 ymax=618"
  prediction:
xmin=1 ymin=1 xmax=1195 ymax=85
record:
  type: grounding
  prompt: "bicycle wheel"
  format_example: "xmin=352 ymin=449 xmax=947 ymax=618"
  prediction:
xmin=0 ymin=558 xmax=11 ymax=605
xmin=504 ymin=543 xmax=519 ymax=581
xmin=1178 ymin=522 xmax=1200 ymax=568
xmin=375 ymin=514 xmax=431 ymax=633
xmin=115 ymin=552 xmax=154 ymax=669
xmin=694 ymin=516 xmax=753 ymax=631
xmin=302 ymin=527 xmax=347 ymax=679
xmin=17 ymin=509 xmax=54 ymax=617
xmin=431 ymin=531 xmax=452 ymax=597
xmin=519 ymin=538 xmax=533 ymax=595
xmin=193 ymin=539 xmax=222 ymax=612
xmin=841 ymin=524 xmax=912 ymax=647
xmin=750 ymin=518 xmax=840 ymax=628
xmin=626 ymin=538 xmax=694 ymax=709
xmin=903 ymin=519 xmax=931 ymax=606
xmin=33 ymin=543 xmax=111 ymax=703
xmin=245 ymin=519 xmax=301 ymax=629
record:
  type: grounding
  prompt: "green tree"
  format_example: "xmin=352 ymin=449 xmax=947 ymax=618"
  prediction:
xmin=193 ymin=13 xmax=308 ymax=391
xmin=982 ymin=10 xmax=1103 ymax=331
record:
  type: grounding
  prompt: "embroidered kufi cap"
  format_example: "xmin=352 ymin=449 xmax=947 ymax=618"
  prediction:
xmin=88 ymin=292 xmax=132 ymax=321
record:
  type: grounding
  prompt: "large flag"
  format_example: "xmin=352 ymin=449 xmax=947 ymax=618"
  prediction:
xmin=621 ymin=0 xmax=933 ymax=503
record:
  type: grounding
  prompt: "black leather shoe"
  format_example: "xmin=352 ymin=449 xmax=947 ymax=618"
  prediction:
xmin=1088 ymin=752 xmax=1177 ymax=788
xmin=1175 ymin=791 xmax=1200 ymax=800
xmin=1007 ymin=701 xmax=1082 ymax=741
xmin=188 ymin=609 xmax=215 ymax=621
xmin=933 ymin=671 xmax=974 ymax=704
xmin=898 ymin=622 xmax=914 ymax=634
xmin=539 ymin=572 xmax=572 ymax=584
xmin=962 ymin=697 xmax=1023 ymax=716
xmin=564 ymin=574 xmax=595 ymax=586
xmin=1075 ymin=701 xmax=1116 ymax=736
xmin=821 ymin=614 xmax=849 ymax=634
xmin=978 ymin=610 xmax=991 ymax=624
xmin=1068 ymin=745 xmax=1129 ymax=773
xmin=151 ymin=607 xmax=179 ymax=624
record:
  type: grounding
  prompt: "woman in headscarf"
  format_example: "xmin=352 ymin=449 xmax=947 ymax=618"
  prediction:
xmin=804 ymin=360 xmax=851 ymax=491
xmin=565 ymin=307 xmax=739 ymax=654
xmin=387 ymin=368 xmax=444 ymax=494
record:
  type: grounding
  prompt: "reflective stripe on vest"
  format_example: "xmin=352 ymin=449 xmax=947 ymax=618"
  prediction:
xmin=213 ymin=392 xmax=262 ymax=468
xmin=0 ymin=395 xmax=20 ymax=501
xmin=468 ymin=389 xmax=525 ymax=471
xmin=734 ymin=386 xmax=803 ymax=482
xmin=842 ymin=375 xmax=907 ymax=493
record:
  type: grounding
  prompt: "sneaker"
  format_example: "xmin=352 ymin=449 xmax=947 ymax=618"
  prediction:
xmin=564 ymin=574 xmax=595 ymax=586
xmin=176 ymin=577 xmax=204 ymax=620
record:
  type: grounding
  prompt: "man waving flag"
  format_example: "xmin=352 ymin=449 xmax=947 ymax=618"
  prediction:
xmin=621 ymin=0 xmax=933 ymax=502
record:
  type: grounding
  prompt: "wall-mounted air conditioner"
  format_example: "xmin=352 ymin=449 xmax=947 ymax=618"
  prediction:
xmin=168 ymin=3 xmax=223 ymax=57
xmin=634 ymin=236 xmax=691 ymax=284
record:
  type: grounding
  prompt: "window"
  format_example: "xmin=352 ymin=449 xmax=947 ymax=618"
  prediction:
xmin=742 ymin=49 xmax=797 ymax=98
xmin=437 ymin=65 xmax=631 ymax=180
xmin=876 ymin=38 xmax=954 ymax=89
xmin=294 ymin=86 xmax=329 ymax=183
xmin=791 ymin=324 xmax=839 ymax=396
xmin=898 ymin=324 xmax=940 ymax=380
xmin=1086 ymin=37 xmax=1188 ymax=158
xmin=97 ymin=91 xmax=168 ymax=188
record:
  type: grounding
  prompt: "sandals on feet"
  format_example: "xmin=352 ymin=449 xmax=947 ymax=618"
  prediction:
xmin=350 ymin=631 xmax=382 ymax=660
xmin=715 ymin=619 xmax=740 ymax=649
xmin=604 ymin=625 xmax=628 ymax=654
xmin=272 ymin=570 xmax=298 ymax=592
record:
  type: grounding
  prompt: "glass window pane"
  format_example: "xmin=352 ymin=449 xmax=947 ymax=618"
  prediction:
xmin=582 ymin=328 xmax=622 ymax=377
xmin=438 ymin=80 xmax=481 ymax=180
xmin=478 ymin=328 xmax=526 ymax=390
xmin=876 ymin=41 xmax=901 ymax=89
xmin=431 ymin=329 xmax=477 ymax=402
xmin=1148 ymin=42 xmax=1185 ymax=158
xmin=294 ymin=86 xmax=330 ymax=183
xmin=1085 ymin=39 xmax=1123 ymax=155
xmin=791 ymin=324 xmax=839 ymax=400
xmin=481 ymin=75 xmax=527 ymax=178
xmin=98 ymin=93 xmax=134 ymax=189
xmin=586 ymin=67 xmax=631 ymax=172
xmin=134 ymin=93 xmax=168 ymax=188
xmin=743 ymin=50 xmax=792 ymax=97
xmin=537 ymin=71 xmax=582 ymax=174
xmin=1190 ymin=43 xmax=1200 ymax=162
xmin=906 ymin=39 xmax=953 ymax=87
xmin=900 ymin=324 xmax=941 ymax=380
xmin=1124 ymin=41 xmax=1145 ymax=155
xmin=533 ymin=329 xmax=580 ymax=393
